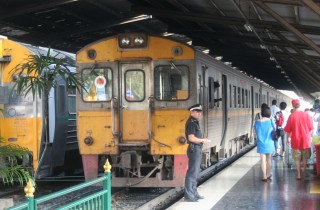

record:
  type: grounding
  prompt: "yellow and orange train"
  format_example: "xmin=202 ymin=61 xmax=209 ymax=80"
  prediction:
xmin=76 ymin=33 xmax=292 ymax=187
xmin=0 ymin=37 xmax=80 ymax=178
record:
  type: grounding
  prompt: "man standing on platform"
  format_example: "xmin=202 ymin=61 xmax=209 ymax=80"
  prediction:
xmin=184 ymin=104 xmax=210 ymax=202
xmin=284 ymin=99 xmax=313 ymax=180
xmin=271 ymin=99 xmax=280 ymax=117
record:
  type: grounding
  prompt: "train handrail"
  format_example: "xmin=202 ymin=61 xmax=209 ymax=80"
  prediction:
xmin=148 ymin=96 xmax=154 ymax=143
xmin=111 ymin=96 xmax=118 ymax=137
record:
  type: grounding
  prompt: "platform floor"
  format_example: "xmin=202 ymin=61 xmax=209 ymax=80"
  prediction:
xmin=168 ymin=147 xmax=320 ymax=210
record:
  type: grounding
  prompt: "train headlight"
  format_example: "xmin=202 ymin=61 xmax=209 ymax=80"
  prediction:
xmin=178 ymin=136 xmax=187 ymax=144
xmin=120 ymin=37 xmax=130 ymax=46
xmin=118 ymin=33 xmax=147 ymax=49
xmin=134 ymin=36 xmax=144 ymax=45
xmin=84 ymin=136 xmax=94 ymax=145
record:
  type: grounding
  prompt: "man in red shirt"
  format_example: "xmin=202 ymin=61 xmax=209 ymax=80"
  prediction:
xmin=284 ymin=99 xmax=313 ymax=180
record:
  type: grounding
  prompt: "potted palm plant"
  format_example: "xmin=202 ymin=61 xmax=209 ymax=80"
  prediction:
xmin=9 ymin=48 xmax=83 ymax=182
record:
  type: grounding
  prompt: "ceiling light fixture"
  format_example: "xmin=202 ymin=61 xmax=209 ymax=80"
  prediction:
xmin=215 ymin=56 xmax=223 ymax=60
xmin=119 ymin=15 xmax=152 ymax=25
xmin=260 ymin=44 xmax=266 ymax=49
xmin=244 ymin=23 xmax=253 ymax=32
xmin=202 ymin=49 xmax=210 ymax=54
xmin=163 ymin=32 xmax=173 ymax=36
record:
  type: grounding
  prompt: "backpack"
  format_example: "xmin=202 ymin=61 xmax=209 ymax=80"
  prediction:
xmin=275 ymin=111 xmax=284 ymax=127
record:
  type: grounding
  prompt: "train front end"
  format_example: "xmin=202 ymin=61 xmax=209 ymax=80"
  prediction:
xmin=76 ymin=33 xmax=196 ymax=187
xmin=0 ymin=38 xmax=43 ymax=174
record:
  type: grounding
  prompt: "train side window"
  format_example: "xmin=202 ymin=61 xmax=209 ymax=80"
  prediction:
xmin=245 ymin=89 xmax=248 ymax=108
xmin=68 ymin=87 xmax=76 ymax=114
xmin=125 ymin=70 xmax=145 ymax=101
xmin=262 ymin=94 xmax=266 ymax=104
xmin=81 ymin=68 xmax=112 ymax=102
xmin=237 ymin=87 xmax=241 ymax=108
xmin=229 ymin=84 xmax=232 ymax=108
xmin=57 ymin=85 xmax=66 ymax=115
xmin=241 ymin=88 xmax=245 ymax=108
xmin=255 ymin=92 xmax=259 ymax=108
xmin=249 ymin=90 xmax=251 ymax=108
xmin=233 ymin=86 xmax=236 ymax=108
xmin=154 ymin=65 xmax=189 ymax=101
xmin=208 ymin=78 xmax=220 ymax=108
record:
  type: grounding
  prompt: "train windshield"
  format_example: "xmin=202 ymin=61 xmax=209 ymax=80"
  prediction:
xmin=81 ymin=68 xmax=112 ymax=102
xmin=154 ymin=65 xmax=189 ymax=101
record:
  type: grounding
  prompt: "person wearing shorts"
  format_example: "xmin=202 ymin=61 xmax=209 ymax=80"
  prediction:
xmin=284 ymin=99 xmax=313 ymax=180
xmin=292 ymin=149 xmax=311 ymax=162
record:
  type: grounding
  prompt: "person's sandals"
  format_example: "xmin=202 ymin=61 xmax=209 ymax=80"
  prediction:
xmin=261 ymin=178 xmax=268 ymax=182
xmin=267 ymin=175 xmax=272 ymax=180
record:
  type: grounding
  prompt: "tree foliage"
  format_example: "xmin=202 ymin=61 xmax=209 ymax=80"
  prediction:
xmin=10 ymin=49 xmax=83 ymax=99
xmin=0 ymin=137 xmax=31 ymax=186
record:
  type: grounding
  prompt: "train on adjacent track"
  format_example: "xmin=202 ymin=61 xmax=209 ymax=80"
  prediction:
xmin=0 ymin=37 xmax=81 ymax=178
xmin=76 ymin=33 xmax=292 ymax=187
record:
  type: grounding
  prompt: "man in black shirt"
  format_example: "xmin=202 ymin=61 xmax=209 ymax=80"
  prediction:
xmin=184 ymin=104 xmax=210 ymax=202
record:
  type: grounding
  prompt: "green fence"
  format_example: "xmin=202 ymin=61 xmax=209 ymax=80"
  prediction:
xmin=7 ymin=159 xmax=112 ymax=210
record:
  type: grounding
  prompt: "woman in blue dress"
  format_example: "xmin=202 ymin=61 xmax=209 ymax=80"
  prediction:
xmin=254 ymin=106 xmax=275 ymax=181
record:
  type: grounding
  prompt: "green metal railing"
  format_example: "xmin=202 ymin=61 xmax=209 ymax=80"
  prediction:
xmin=7 ymin=159 xmax=112 ymax=210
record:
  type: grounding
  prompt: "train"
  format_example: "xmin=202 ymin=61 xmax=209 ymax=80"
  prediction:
xmin=76 ymin=33 xmax=292 ymax=187
xmin=0 ymin=37 xmax=81 ymax=178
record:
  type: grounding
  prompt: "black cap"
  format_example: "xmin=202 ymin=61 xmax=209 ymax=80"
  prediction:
xmin=188 ymin=104 xmax=202 ymax=111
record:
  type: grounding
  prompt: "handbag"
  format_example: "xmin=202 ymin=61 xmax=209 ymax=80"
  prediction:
xmin=271 ymin=130 xmax=278 ymax=141
xmin=270 ymin=120 xmax=277 ymax=141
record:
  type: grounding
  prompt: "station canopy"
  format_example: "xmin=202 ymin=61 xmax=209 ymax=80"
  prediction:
xmin=0 ymin=0 xmax=320 ymax=100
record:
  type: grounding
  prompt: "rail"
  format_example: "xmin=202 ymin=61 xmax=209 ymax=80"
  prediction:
xmin=7 ymin=159 xmax=112 ymax=210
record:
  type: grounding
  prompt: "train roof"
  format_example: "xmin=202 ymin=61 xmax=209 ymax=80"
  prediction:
xmin=0 ymin=1 xmax=318 ymax=100
xmin=19 ymin=42 xmax=75 ymax=64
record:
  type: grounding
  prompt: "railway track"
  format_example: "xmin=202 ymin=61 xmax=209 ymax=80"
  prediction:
xmin=2 ymin=145 xmax=254 ymax=209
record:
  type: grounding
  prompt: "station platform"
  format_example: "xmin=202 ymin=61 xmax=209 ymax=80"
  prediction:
xmin=168 ymin=147 xmax=320 ymax=210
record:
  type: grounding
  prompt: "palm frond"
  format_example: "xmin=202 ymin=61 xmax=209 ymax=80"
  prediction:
xmin=10 ymin=48 xmax=84 ymax=100
xmin=0 ymin=165 xmax=31 ymax=186
xmin=0 ymin=144 xmax=30 ymax=158
xmin=0 ymin=144 xmax=31 ymax=185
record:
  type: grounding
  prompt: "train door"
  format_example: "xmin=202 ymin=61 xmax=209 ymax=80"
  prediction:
xmin=119 ymin=62 xmax=150 ymax=144
xmin=250 ymin=86 xmax=255 ymax=143
xmin=221 ymin=75 xmax=228 ymax=144
xmin=200 ymin=66 xmax=208 ymax=137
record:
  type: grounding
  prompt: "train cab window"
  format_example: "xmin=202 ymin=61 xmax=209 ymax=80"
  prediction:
xmin=154 ymin=65 xmax=189 ymax=101
xmin=81 ymin=68 xmax=112 ymax=102
xmin=125 ymin=70 xmax=145 ymax=101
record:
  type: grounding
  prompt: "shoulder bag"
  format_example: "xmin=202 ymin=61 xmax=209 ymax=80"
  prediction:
xmin=270 ymin=119 xmax=277 ymax=141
